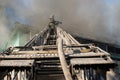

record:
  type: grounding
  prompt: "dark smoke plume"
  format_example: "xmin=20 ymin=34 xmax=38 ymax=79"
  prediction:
xmin=0 ymin=0 xmax=120 ymax=48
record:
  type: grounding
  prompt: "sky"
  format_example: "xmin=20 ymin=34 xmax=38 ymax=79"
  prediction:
xmin=0 ymin=0 xmax=120 ymax=46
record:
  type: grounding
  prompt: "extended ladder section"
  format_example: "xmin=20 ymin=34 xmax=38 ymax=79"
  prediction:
xmin=0 ymin=16 xmax=116 ymax=80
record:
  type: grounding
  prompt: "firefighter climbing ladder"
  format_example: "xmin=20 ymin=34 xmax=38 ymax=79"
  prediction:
xmin=0 ymin=16 xmax=116 ymax=80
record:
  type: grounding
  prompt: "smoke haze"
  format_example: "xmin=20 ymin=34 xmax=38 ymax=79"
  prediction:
xmin=0 ymin=0 xmax=120 ymax=46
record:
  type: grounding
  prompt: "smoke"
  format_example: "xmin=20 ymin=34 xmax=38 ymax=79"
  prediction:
xmin=0 ymin=1 xmax=10 ymax=48
xmin=0 ymin=0 xmax=120 ymax=46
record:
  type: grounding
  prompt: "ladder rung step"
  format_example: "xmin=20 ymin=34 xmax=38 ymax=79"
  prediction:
xmin=36 ymin=71 xmax=63 ymax=75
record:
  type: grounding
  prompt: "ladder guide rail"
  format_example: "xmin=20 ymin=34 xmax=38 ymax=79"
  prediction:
xmin=57 ymin=38 xmax=72 ymax=80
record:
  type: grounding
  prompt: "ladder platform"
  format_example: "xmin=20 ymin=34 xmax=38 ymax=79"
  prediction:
xmin=70 ymin=58 xmax=115 ymax=65
xmin=0 ymin=60 xmax=34 ymax=67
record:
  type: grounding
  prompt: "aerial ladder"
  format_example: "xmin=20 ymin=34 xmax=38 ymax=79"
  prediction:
xmin=0 ymin=16 xmax=117 ymax=80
